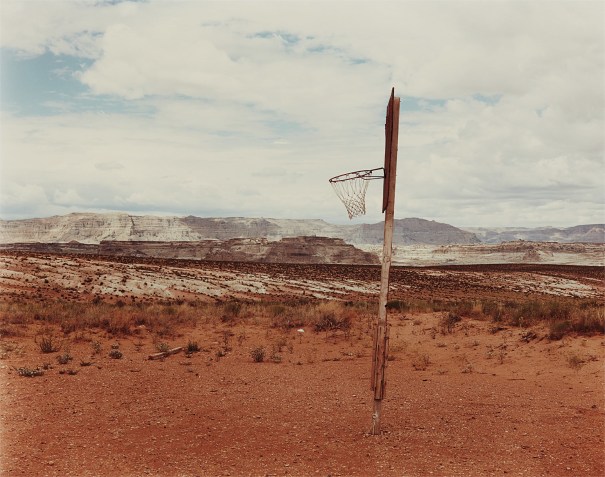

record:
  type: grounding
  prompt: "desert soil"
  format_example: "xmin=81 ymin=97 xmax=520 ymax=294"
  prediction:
xmin=0 ymin=252 xmax=604 ymax=477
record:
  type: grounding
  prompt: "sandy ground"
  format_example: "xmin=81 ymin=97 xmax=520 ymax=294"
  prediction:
xmin=0 ymin=252 xmax=604 ymax=477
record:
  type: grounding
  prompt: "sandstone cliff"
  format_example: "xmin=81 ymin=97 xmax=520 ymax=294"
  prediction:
xmin=1 ymin=236 xmax=379 ymax=265
xmin=464 ymin=224 xmax=605 ymax=244
xmin=0 ymin=213 xmax=480 ymax=246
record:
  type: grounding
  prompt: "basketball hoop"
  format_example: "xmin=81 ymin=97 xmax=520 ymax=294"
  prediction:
xmin=329 ymin=167 xmax=384 ymax=219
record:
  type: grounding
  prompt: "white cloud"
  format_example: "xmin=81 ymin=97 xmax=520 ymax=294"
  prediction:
xmin=0 ymin=0 xmax=603 ymax=227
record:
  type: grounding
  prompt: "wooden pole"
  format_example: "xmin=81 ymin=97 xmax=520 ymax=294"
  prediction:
xmin=370 ymin=91 xmax=400 ymax=435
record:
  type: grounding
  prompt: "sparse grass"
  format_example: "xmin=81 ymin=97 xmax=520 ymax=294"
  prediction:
xmin=566 ymin=352 xmax=585 ymax=370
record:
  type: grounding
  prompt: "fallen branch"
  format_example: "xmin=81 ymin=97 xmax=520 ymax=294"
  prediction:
xmin=148 ymin=347 xmax=184 ymax=360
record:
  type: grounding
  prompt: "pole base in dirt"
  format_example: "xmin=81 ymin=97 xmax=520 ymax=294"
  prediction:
xmin=371 ymin=399 xmax=382 ymax=435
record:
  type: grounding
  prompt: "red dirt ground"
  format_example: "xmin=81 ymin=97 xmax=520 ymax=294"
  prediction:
xmin=0 ymin=253 xmax=603 ymax=476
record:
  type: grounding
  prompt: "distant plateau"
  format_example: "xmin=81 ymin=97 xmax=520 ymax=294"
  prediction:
xmin=1 ymin=213 xmax=603 ymax=266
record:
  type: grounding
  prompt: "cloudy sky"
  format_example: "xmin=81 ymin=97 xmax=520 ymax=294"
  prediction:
xmin=0 ymin=0 xmax=603 ymax=227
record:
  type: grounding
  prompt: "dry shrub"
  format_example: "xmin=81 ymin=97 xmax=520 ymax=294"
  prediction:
xmin=36 ymin=334 xmax=61 ymax=353
xmin=314 ymin=311 xmax=352 ymax=335
xmin=386 ymin=300 xmax=409 ymax=312
xmin=439 ymin=312 xmax=461 ymax=334
xmin=271 ymin=337 xmax=289 ymax=354
xmin=56 ymin=352 xmax=73 ymax=365
xmin=411 ymin=353 xmax=430 ymax=370
xmin=155 ymin=341 xmax=170 ymax=352
xmin=91 ymin=340 xmax=102 ymax=355
xmin=250 ymin=345 xmax=266 ymax=362
xmin=17 ymin=366 xmax=44 ymax=377
xmin=186 ymin=340 xmax=200 ymax=353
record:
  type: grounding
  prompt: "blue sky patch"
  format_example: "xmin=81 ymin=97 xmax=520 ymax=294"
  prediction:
xmin=472 ymin=93 xmax=502 ymax=105
xmin=307 ymin=44 xmax=368 ymax=65
xmin=1 ymin=48 xmax=153 ymax=116
xmin=401 ymin=96 xmax=446 ymax=113
xmin=251 ymin=31 xmax=300 ymax=46
xmin=1 ymin=49 xmax=87 ymax=115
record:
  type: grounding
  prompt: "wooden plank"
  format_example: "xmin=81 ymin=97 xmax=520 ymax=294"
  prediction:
xmin=148 ymin=347 xmax=184 ymax=360
xmin=382 ymin=87 xmax=395 ymax=213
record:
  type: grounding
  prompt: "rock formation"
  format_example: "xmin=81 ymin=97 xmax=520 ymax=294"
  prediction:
xmin=1 ymin=236 xmax=378 ymax=265
xmin=0 ymin=213 xmax=480 ymax=246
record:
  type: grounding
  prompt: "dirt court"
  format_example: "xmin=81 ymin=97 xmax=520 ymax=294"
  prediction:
xmin=0 ymin=253 xmax=603 ymax=476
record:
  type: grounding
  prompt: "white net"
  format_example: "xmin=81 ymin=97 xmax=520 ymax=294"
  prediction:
xmin=330 ymin=173 xmax=371 ymax=219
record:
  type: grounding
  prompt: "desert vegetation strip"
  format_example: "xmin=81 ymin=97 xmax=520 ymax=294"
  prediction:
xmin=1 ymin=294 xmax=602 ymax=344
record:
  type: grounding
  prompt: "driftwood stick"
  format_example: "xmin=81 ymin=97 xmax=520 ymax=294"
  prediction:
xmin=148 ymin=347 xmax=184 ymax=360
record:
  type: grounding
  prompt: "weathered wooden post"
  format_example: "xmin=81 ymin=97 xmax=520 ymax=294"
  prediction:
xmin=329 ymin=88 xmax=400 ymax=435
xmin=370 ymin=89 xmax=400 ymax=434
